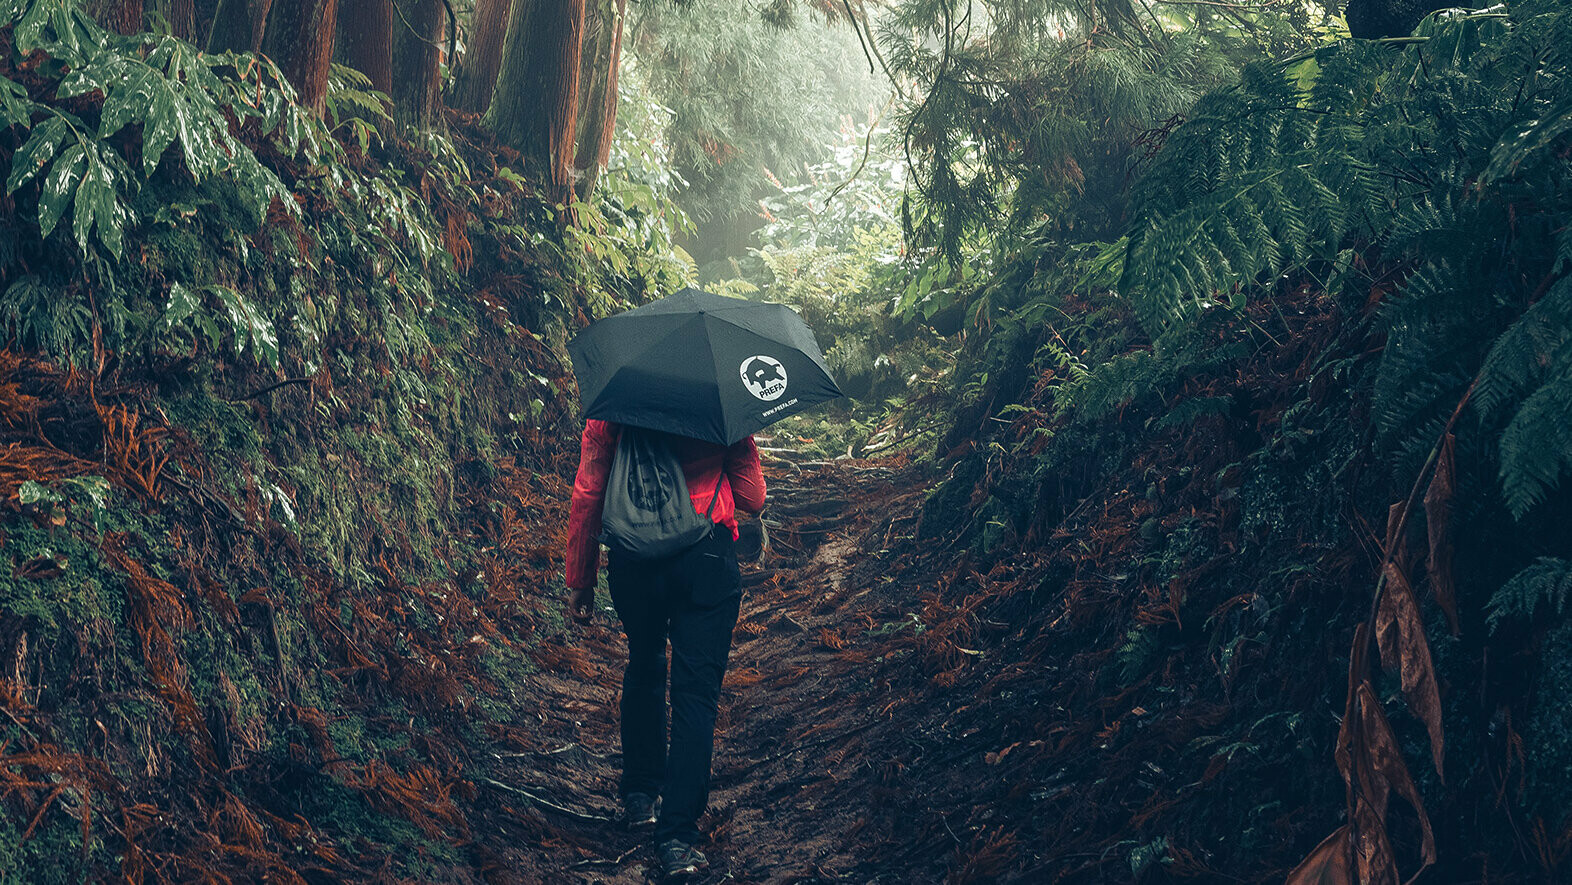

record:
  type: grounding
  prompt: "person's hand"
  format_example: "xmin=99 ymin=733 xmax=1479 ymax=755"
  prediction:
xmin=568 ymin=585 xmax=595 ymax=624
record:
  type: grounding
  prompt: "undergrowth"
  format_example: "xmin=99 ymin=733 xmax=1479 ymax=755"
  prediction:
xmin=0 ymin=0 xmax=685 ymax=878
xmin=898 ymin=2 xmax=1572 ymax=879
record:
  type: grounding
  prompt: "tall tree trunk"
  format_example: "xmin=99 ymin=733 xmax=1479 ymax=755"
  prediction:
xmin=571 ymin=0 xmax=622 ymax=200
xmin=261 ymin=0 xmax=340 ymax=115
xmin=168 ymin=0 xmax=196 ymax=40
xmin=450 ymin=0 xmax=509 ymax=113
xmin=390 ymin=0 xmax=444 ymax=128
xmin=486 ymin=0 xmax=584 ymax=200
xmin=337 ymin=0 xmax=393 ymax=93
xmin=207 ymin=0 xmax=272 ymax=52
xmin=87 ymin=0 xmax=145 ymax=34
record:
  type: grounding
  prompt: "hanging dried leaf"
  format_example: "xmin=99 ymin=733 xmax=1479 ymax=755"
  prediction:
xmin=1423 ymin=433 xmax=1460 ymax=635
xmin=1286 ymin=826 xmax=1355 ymax=885
xmin=1375 ymin=560 xmax=1446 ymax=779
xmin=1351 ymin=683 xmax=1437 ymax=871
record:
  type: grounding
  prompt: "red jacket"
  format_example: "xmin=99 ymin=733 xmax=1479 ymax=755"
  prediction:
xmin=565 ymin=419 xmax=766 ymax=590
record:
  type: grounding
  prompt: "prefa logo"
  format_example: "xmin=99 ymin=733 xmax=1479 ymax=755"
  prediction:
xmin=740 ymin=355 xmax=788 ymax=401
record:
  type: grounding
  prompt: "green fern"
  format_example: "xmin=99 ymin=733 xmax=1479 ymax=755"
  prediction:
xmin=1474 ymin=277 xmax=1572 ymax=424
xmin=325 ymin=63 xmax=392 ymax=154
xmin=1498 ymin=364 xmax=1572 ymax=520
xmin=1487 ymin=558 xmax=1572 ymax=634
xmin=1 ymin=275 xmax=91 ymax=361
xmin=1121 ymin=2 xmax=1572 ymax=519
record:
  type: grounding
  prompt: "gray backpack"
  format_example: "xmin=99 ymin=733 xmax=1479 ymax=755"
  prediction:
xmin=601 ymin=427 xmax=723 ymax=559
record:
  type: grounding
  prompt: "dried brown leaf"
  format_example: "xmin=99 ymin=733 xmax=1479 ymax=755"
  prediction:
xmin=1352 ymin=683 xmax=1437 ymax=870
xmin=1376 ymin=560 xmax=1446 ymax=779
xmin=1423 ymin=434 xmax=1460 ymax=634
xmin=1286 ymin=826 xmax=1355 ymax=885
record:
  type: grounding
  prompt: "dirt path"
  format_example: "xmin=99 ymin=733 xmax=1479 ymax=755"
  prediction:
xmin=483 ymin=455 xmax=937 ymax=882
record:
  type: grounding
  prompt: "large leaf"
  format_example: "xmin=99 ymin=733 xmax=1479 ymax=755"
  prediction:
xmin=1376 ymin=506 xmax=1445 ymax=779
xmin=1285 ymin=827 xmax=1354 ymax=885
xmin=212 ymin=286 xmax=280 ymax=368
xmin=37 ymin=140 xmax=86 ymax=238
xmin=6 ymin=114 xmax=72 ymax=194
xmin=72 ymin=145 xmax=130 ymax=257
xmin=11 ymin=0 xmax=102 ymax=65
xmin=0 ymin=74 xmax=35 ymax=129
xmin=1422 ymin=434 xmax=1460 ymax=635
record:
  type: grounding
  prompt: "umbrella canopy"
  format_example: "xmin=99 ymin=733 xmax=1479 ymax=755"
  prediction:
xmin=568 ymin=288 xmax=843 ymax=445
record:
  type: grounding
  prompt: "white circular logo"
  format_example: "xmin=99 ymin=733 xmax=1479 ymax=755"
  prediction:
xmin=740 ymin=355 xmax=789 ymax=401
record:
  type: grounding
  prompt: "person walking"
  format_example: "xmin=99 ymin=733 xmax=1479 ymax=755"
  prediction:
xmin=564 ymin=418 xmax=766 ymax=880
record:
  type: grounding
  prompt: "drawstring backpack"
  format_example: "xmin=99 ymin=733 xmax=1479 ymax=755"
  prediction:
xmin=600 ymin=427 xmax=725 ymax=560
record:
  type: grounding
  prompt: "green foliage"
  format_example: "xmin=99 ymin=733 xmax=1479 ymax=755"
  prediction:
xmin=881 ymin=0 xmax=1278 ymax=261
xmin=0 ymin=4 xmax=307 ymax=263
xmin=1 ymin=275 xmax=90 ymax=360
xmin=1124 ymin=3 xmax=1572 ymax=519
xmin=627 ymin=0 xmax=886 ymax=253
xmin=324 ymin=63 xmax=393 ymax=154
xmin=160 ymin=282 xmax=280 ymax=369
xmin=1487 ymin=559 xmax=1572 ymax=635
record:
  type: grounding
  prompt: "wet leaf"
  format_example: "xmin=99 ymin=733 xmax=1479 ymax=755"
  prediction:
xmin=1375 ymin=560 xmax=1445 ymax=779
xmin=1423 ymin=433 xmax=1459 ymax=634
xmin=1286 ymin=826 xmax=1354 ymax=885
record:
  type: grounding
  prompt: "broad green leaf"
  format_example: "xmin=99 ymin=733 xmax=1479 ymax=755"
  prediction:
xmin=57 ymin=50 xmax=125 ymax=101
xmin=14 ymin=0 xmax=100 ymax=65
xmin=163 ymin=282 xmax=201 ymax=326
xmin=62 ymin=475 xmax=109 ymax=510
xmin=0 ymin=75 xmax=35 ymax=129
xmin=213 ymin=286 xmax=280 ymax=368
xmin=18 ymin=479 xmax=60 ymax=505
xmin=7 ymin=114 xmax=71 ymax=193
xmin=73 ymin=146 xmax=128 ymax=257
xmin=37 ymin=141 xmax=86 ymax=238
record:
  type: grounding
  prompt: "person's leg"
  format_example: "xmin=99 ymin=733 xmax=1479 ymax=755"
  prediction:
xmin=655 ymin=529 xmax=741 ymax=846
xmin=609 ymin=554 xmax=671 ymax=801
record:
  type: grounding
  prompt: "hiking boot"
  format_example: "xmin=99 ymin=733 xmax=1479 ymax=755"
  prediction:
xmin=657 ymin=838 xmax=708 ymax=880
xmin=623 ymin=792 xmax=657 ymax=830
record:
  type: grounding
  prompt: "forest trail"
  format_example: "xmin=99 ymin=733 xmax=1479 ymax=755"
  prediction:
xmin=483 ymin=452 xmax=943 ymax=883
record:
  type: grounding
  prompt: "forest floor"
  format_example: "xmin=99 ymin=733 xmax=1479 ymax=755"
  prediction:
xmin=480 ymin=451 xmax=954 ymax=883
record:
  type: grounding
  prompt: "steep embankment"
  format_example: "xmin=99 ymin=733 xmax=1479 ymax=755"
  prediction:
xmin=0 ymin=10 xmax=679 ymax=878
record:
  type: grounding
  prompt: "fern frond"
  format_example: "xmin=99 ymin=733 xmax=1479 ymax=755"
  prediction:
xmin=1498 ymin=362 xmax=1572 ymax=519
xmin=1486 ymin=558 xmax=1572 ymax=634
xmin=1474 ymin=277 xmax=1572 ymax=422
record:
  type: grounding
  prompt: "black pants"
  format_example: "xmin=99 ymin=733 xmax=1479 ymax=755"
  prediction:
xmin=608 ymin=525 xmax=741 ymax=845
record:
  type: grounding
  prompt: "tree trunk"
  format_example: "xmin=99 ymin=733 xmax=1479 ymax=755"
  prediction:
xmin=450 ymin=0 xmax=509 ymax=113
xmin=571 ymin=0 xmax=623 ymax=200
xmin=261 ymin=0 xmax=340 ymax=115
xmin=486 ymin=0 xmax=584 ymax=200
xmin=87 ymin=0 xmax=145 ymax=34
xmin=337 ymin=0 xmax=393 ymax=93
xmin=390 ymin=0 xmax=445 ymax=129
xmin=207 ymin=0 xmax=272 ymax=52
xmin=168 ymin=0 xmax=196 ymax=40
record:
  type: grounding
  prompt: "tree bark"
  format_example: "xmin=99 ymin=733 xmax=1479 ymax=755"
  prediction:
xmin=571 ymin=0 xmax=622 ymax=200
xmin=337 ymin=0 xmax=393 ymax=93
xmin=168 ymin=0 xmax=197 ymax=40
xmin=486 ymin=0 xmax=584 ymax=200
xmin=207 ymin=0 xmax=272 ymax=52
xmin=87 ymin=0 xmax=145 ymax=34
xmin=451 ymin=0 xmax=509 ymax=113
xmin=390 ymin=0 xmax=445 ymax=129
xmin=261 ymin=0 xmax=340 ymax=116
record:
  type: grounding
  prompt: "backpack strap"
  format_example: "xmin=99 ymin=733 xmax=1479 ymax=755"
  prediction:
xmin=702 ymin=466 xmax=726 ymax=521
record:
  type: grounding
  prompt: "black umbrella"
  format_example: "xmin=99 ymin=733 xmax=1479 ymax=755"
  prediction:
xmin=568 ymin=288 xmax=843 ymax=445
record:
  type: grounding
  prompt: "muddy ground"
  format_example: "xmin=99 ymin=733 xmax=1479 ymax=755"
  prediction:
xmin=481 ymin=454 xmax=962 ymax=883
